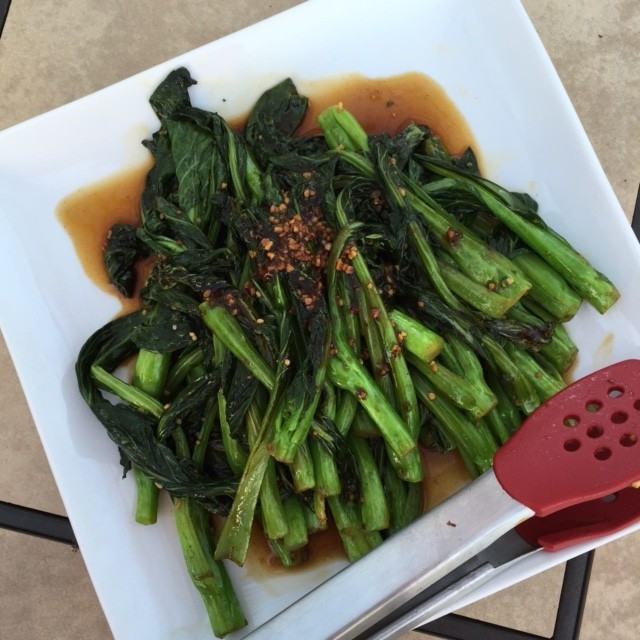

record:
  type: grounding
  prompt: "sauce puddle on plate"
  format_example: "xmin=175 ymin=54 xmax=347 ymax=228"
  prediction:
xmin=56 ymin=158 xmax=154 ymax=316
xmin=57 ymin=71 xmax=476 ymax=570
xmin=243 ymin=520 xmax=347 ymax=579
xmin=297 ymin=72 xmax=475 ymax=154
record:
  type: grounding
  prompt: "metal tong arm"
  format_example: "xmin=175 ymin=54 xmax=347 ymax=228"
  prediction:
xmin=366 ymin=563 xmax=496 ymax=640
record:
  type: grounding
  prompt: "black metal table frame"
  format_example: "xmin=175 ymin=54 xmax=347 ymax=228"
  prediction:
xmin=0 ymin=2 xmax=638 ymax=638
xmin=0 ymin=0 xmax=10 ymax=40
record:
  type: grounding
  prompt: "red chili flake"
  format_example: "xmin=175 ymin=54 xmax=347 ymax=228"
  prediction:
xmin=445 ymin=227 xmax=462 ymax=247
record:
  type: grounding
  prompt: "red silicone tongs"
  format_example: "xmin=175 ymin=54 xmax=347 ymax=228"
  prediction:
xmin=247 ymin=360 xmax=640 ymax=640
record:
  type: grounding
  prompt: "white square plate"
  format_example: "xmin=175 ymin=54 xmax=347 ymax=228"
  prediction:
xmin=1 ymin=0 xmax=639 ymax=638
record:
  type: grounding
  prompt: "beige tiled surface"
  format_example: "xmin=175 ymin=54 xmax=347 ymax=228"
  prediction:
xmin=0 ymin=1 xmax=638 ymax=639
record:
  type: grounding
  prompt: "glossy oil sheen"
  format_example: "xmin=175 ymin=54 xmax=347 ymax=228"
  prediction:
xmin=56 ymin=72 xmax=475 ymax=314
xmin=56 ymin=72 xmax=475 ymax=571
xmin=298 ymin=72 xmax=475 ymax=156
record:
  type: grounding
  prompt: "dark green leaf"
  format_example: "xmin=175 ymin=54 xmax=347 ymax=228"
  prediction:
xmin=224 ymin=362 xmax=258 ymax=437
xmin=103 ymin=223 xmax=147 ymax=297
xmin=141 ymin=131 xmax=177 ymax=220
xmin=76 ymin=314 xmax=236 ymax=511
xmin=245 ymin=78 xmax=309 ymax=167
xmin=132 ymin=304 xmax=199 ymax=353
xmin=158 ymin=372 xmax=221 ymax=440
xmin=165 ymin=117 xmax=220 ymax=228
xmin=149 ymin=67 xmax=196 ymax=121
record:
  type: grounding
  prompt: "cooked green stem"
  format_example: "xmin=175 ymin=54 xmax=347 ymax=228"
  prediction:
xmin=512 ymin=251 xmax=582 ymax=322
xmin=351 ymin=408 xmax=381 ymax=438
xmin=485 ymin=369 xmax=523 ymax=436
xmin=515 ymin=300 xmax=578 ymax=373
xmin=133 ymin=350 xmax=171 ymax=397
xmin=384 ymin=467 xmax=407 ymax=535
xmin=165 ymin=347 xmax=204 ymax=397
xmin=326 ymin=226 xmax=421 ymax=481
xmin=269 ymin=538 xmax=308 ymax=568
xmin=218 ymin=389 xmax=249 ymax=475
xmin=405 ymin=185 xmax=531 ymax=309
xmin=447 ymin=335 xmax=498 ymax=420
xmin=339 ymin=278 xmax=361 ymax=351
xmin=303 ymin=503 xmax=327 ymax=534
xmin=402 ymin=482 xmax=423 ymax=528
xmin=482 ymin=412 xmax=510 ymax=445
xmin=327 ymin=495 xmax=382 ymax=562
xmin=328 ymin=355 xmax=421 ymax=480
xmin=260 ymin=461 xmax=288 ymax=541
xmin=408 ymin=354 xmax=495 ymax=420
xmin=214 ymin=445 xmax=270 ymax=565
xmin=309 ymin=437 xmax=341 ymax=497
xmin=282 ymin=496 xmax=309 ymax=552
xmin=172 ymin=403 xmax=245 ymax=637
xmin=290 ymin=440 xmax=316 ymax=492
xmin=413 ymin=371 xmax=497 ymax=477
xmin=173 ymin=497 xmax=246 ymax=637
xmin=408 ymin=219 xmax=462 ymax=310
xmin=436 ymin=341 xmax=464 ymax=375
xmin=357 ymin=287 xmax=396 ymax=406
xmin=335 ymin=191 xmax=420 ymax=438
xmin=543 ymin=324 xmax=578 ymax=374
xmin=480 ymin=337 xmax=540 ymax=415
xmin=193 ymin=400 xmax=218 ymax=469
xmin=317 ymin=104 xmax=370 ymax=153
xmin=333 ymin=280 xmax=361 ymax=437
xmin=91 ymin=365 xmax=164 ymax=418
xmin=504 ymin=343 xmax=566 ymax=402
xmin=311 ymin=386 xmax=343 ymax=495
xmin=321 ymin=382 xmax=338 ymax=421
xmin=132 ymin=349 xmax=170 ymax=525
xmin=335 ymin=390 xmax=359 ymax=438
xmin=409 ymin=355 xmax=474 ymax=413
xmin=271 ymin=378 xmax=329 ymax=465
xmin=245 ymin=401 xmax=288 ymax=541
xmin=480 ymin=190 xmax=619 ymax=313
xmin=423 ymin=160 xmax=620 ymax=313
xmin=269 ymin=307 xmax=330 ymax=464
xmin=225 ymin=125 xmax=249 ymax=204
xmin=388 ymin=309 xmax=444 ymax=365
xmin=214 ymin=388 xmax=281 ymax=565
xmin=437 ymin=257 xmax=517 ymax=319
xmin=186 ymin=364 xmax=206 ymax=383
xmin=134 ymin=471 xmax=160 ymax=526
xmin=200 ymin=304 xmax=275 ymax=390
xmin=347 ymin=434 xmax=390 ymax=532
xmin=313 ymin=490 xmax=328 ymax=530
